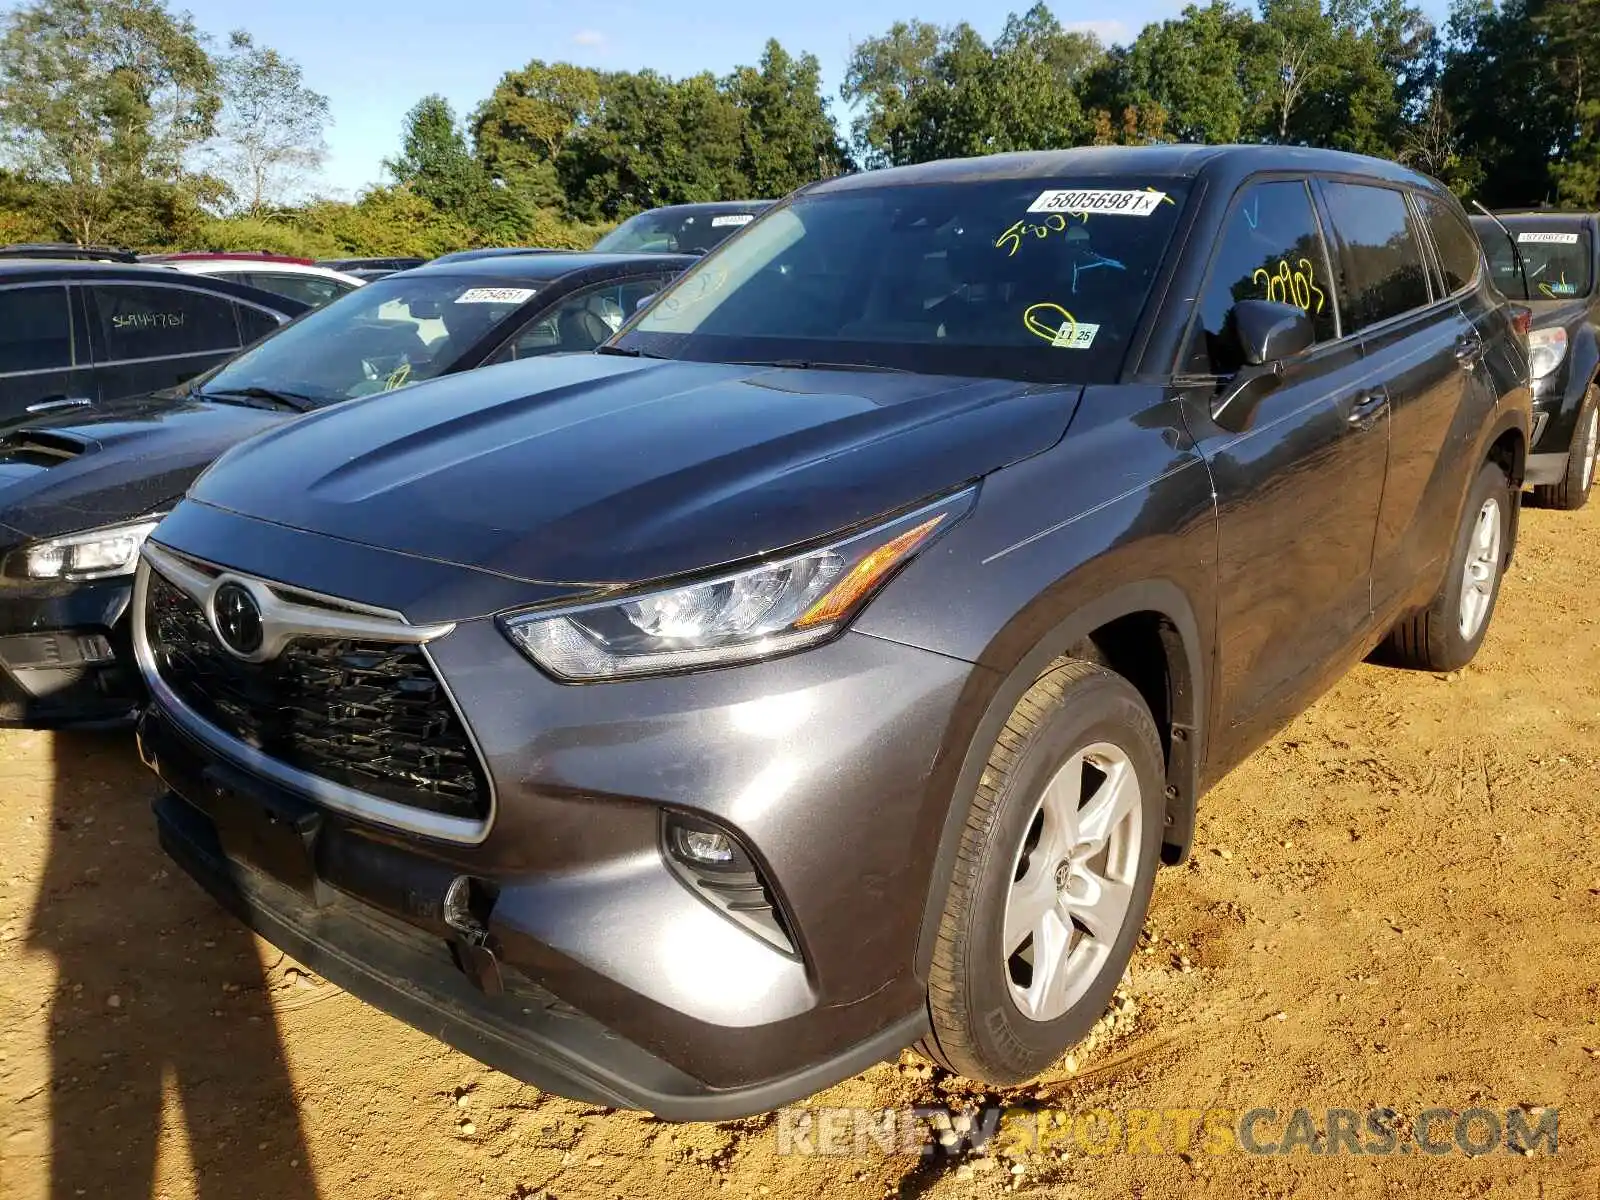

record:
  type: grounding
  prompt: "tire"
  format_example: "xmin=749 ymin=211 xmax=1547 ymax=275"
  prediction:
xmin=919 ymin=659 xmax=1164 ymax=1084
xmin=1381 ymin=459 xmax=1511 ymax=671
xmin=1532 ymin=384 xmax=1600 ymax=511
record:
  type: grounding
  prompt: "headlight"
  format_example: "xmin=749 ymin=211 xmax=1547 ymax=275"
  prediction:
xmin=502 ymin=489 xmax=975 ymax=680
xmin=1528 ymin=327 xmax=1568 ymax=380
xmin=5 ymin=517 xmax=164 ymax=582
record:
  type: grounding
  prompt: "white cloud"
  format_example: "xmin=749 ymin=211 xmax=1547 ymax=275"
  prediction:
xmin=571 ymin=29 xmax=606 ymax=47
xmin=1066 ymin=18 xmax=1132 ymax=44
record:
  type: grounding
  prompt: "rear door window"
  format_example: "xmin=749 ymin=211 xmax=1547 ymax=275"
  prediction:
xmin=1189 ymin=179 xmax=1339 ymax=374
xmin=87 ymin=284 xmax=241 ymax=363
xmin=1414 ymin=194 xmax=1482 ymax=295
xmin=1319 ymin=183 xmax=1433 ymax=331
xmin=0 ymin=285 xmax=74 ymax=374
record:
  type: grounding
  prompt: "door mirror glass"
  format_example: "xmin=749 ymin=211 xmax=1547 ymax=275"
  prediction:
xmin=1228 ymin=299 xmax=1316 ymax=366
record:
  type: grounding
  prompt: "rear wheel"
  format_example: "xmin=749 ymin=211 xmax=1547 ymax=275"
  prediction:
xmin=1381 ymin=460 xmax=1511 ymax=671
xmin=1532 ymin=385 xmax=1600 ymax=511
xmin=919 ymin=660 xmax=1163 ymax=1083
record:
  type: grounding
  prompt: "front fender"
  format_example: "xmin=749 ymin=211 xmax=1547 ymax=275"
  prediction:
xmin=851 ymin=395 xmax=1219 ymax=978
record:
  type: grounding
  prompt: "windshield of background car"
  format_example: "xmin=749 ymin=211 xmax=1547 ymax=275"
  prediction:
xmin=616 ymin=179 xmax=1191 ymax=383
xmin=1479 ymin=221 xmax=1594 ymax=300
xmin=198 ymin=274 xmax=540 ymax=405
xmin=593 ymin=209 xmax=763 ymax=254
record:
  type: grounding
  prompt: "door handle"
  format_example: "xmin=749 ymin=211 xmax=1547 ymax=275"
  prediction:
xmin=25 ymin=396 xmax=93 ymax=415
xmin=1455 ymin=335 xmax=1485 ymax=371
xmin=1347 ymin=390 xmax=1388 ymax=426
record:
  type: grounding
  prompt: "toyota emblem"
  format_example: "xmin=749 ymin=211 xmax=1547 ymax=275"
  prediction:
xmin=212 ymin=581 xmax=264 ymax=657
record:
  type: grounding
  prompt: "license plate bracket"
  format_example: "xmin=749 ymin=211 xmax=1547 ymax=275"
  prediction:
xmin=202 ymin=762 xmax=328 ymax=905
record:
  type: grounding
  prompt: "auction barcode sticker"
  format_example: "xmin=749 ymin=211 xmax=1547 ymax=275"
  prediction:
xmin=711 ymin=214 xmax=754 ymax=228
xmin=455 ymin=287 xmax=537 ymax=304
xmin=1518 ymin=232 xmax=1581 ymax=244
xmin=1028 ymin=189 xmax=1168 ymax=216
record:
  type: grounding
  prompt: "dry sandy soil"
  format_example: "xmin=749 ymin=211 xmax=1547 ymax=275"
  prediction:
xmin=3 ymin=498 xmax=1599 ymax=1200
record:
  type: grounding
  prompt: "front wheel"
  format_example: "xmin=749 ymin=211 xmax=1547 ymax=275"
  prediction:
xmin=1532 ymin=385 xmax=1600 ymax=511
xmin=1380 ymin=460 xmax=1511 ymax=671
xmin=919 ymin=660 xmax=1164 ymax=1084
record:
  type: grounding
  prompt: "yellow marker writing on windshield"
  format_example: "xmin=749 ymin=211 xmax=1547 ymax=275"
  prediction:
xmin=1023 ymin=302 xmax=1078 ymax=346
xmin=384 ymin=362 xmax=412 ymax=391
xmin=995 ymin=213 xmax=1070 ymax=256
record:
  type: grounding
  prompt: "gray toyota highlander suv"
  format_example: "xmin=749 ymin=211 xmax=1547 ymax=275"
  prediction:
xmin=134 ymin=145 xmax=1530 ymax=1119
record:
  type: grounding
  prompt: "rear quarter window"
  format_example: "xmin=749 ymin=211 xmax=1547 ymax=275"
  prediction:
xmin=1320 ymin=183 xmax=1433 ymax=331
xmin=1415 ymin=193 xmax=1482 ymax=294
xmin=88 ymin=284 xmax=241 ymax=362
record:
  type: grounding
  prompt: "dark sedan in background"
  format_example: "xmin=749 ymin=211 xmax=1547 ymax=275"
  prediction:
xmin=1473 ymin=210 xmax=1600 ymax=508
xmin=0 ymin=250 xmax=691 ymax=727
xmin=0 ymin=260 xmax=306 ymax=424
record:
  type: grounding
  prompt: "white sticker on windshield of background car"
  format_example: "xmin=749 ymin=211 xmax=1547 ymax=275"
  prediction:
xmin=455 ymin=287 xmax=537 ymax=304
xmin=711 ymin=214 xmax=754 ymax=228
xmin=1028 ymin=188 xmax=1169 ymax=216
xmin=1517 ymin=232 xmax=1580 ymax=245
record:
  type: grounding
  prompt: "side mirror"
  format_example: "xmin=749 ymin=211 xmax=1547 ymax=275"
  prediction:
xmin=1210 ymin=300 xmax=1315 ymax=432
xmin=1230 ymin=299 xmax=1315 ymax=366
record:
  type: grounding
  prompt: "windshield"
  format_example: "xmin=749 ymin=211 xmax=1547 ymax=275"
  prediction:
xmin=593 ymin=208 xmax=763 ymax=255
xmin=1477 ymin=220 xmax=1594 ymax=300
xmin=615 ymin=179 xmax=1189 ymax=383
xmin=199 ymin=274 xmax=540 ymax=406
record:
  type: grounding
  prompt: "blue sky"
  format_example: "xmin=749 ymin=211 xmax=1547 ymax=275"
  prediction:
xmin=175 ymin=0 xmax=1455 ymax=198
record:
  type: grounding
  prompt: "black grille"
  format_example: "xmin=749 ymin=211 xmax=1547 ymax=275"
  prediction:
xmin=147 ymin=569 xmax=488 ymax=821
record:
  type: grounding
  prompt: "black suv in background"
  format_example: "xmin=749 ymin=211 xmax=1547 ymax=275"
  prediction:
xmin=591 ymin=201 xmax=773 ymax=255
xmin=0 ymin=260 xmax=306 ymax=423
xmin=0 ymin=251 xmax=690 ymax=727
xmin=138 ymin=147 xmax=1528 ymax=1119
xmin=1473 ymin=211 xmax=1600 ymax=508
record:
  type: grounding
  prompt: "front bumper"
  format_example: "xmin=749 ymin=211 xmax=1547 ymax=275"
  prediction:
xmin=0 ymin=578 xmax=143 ymax=726
xmin=139 ymin=602 xmax=977 ymax=1115
xmin=148 ymin=750 xmax=924 ymax=1119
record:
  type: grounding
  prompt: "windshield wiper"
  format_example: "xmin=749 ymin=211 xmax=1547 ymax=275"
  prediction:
xmin=734 ymin=359 xmax=913 ymax=374
xmin=596 ymin=345 xmax=671 ymax=360
xmin=200 ymin=385 xmax=319 ymax=413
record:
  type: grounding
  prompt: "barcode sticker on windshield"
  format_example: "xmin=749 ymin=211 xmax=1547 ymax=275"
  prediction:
xmin=1051 ymin=322 xmax=1100 ymax=349
xmin=1029 ymin=189 xmax=1168 ymax=216
xmin=455 ymin=287 xmax=537 ymax=304
xmin=711 ymin=214 xmax=754 ymax=228
xmin=1518 ymin=232 xmax=1580 ymax=245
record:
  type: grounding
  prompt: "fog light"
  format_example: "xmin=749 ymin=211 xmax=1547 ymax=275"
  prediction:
xmin=662 ymin=813 xmax=797 ymax=955
xmin=682 ymin=828 xmax=735 ymax=864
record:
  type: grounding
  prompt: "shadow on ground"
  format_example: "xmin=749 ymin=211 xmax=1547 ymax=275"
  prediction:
xmin=26 ymin=730 xmax=319 ymax=1199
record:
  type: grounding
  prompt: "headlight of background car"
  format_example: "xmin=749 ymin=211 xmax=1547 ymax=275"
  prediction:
xmin=502 ymin=489 xmax=975 ymax=680
xmin=1528 ymin=327 xmax=1568 ymax=381
xmin=4 ymin=517 xmax=164 ymax=582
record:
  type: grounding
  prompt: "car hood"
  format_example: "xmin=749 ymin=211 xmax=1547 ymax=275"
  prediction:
xmin=188 ymin=353 xmax=1080 ymax=587
xmin=0 ymin=393 xmax=289 ymax=543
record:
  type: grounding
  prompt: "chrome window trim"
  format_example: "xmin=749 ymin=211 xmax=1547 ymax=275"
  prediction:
xmin=133 ymin=543 xmax=496 ymax=845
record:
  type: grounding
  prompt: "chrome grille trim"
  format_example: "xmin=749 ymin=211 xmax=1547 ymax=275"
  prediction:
xmin=133 ymin=543 xmax=497 ymax=845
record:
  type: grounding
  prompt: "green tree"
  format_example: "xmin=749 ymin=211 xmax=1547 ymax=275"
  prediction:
xmin=1110 ymin=1 xmax=1253 ymax=143
xmin=1535 ymin=0 xmax=1600 ymax=205
xmin=840 ymin=20 xmax=946 ymax=167
xmin=726 ymin=40 xmax=850 ymax=196
xmin=0 ymin=0 xmax=219 ymax=245
xmin=207 ymin=31 xmax=330 ymax=215
xmin=472 ymin=60 xmax=602 ymax=210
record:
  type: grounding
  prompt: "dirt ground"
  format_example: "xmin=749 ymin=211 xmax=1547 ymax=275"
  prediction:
xmin=3 ymin=497 xmax=1599 ymax=1200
